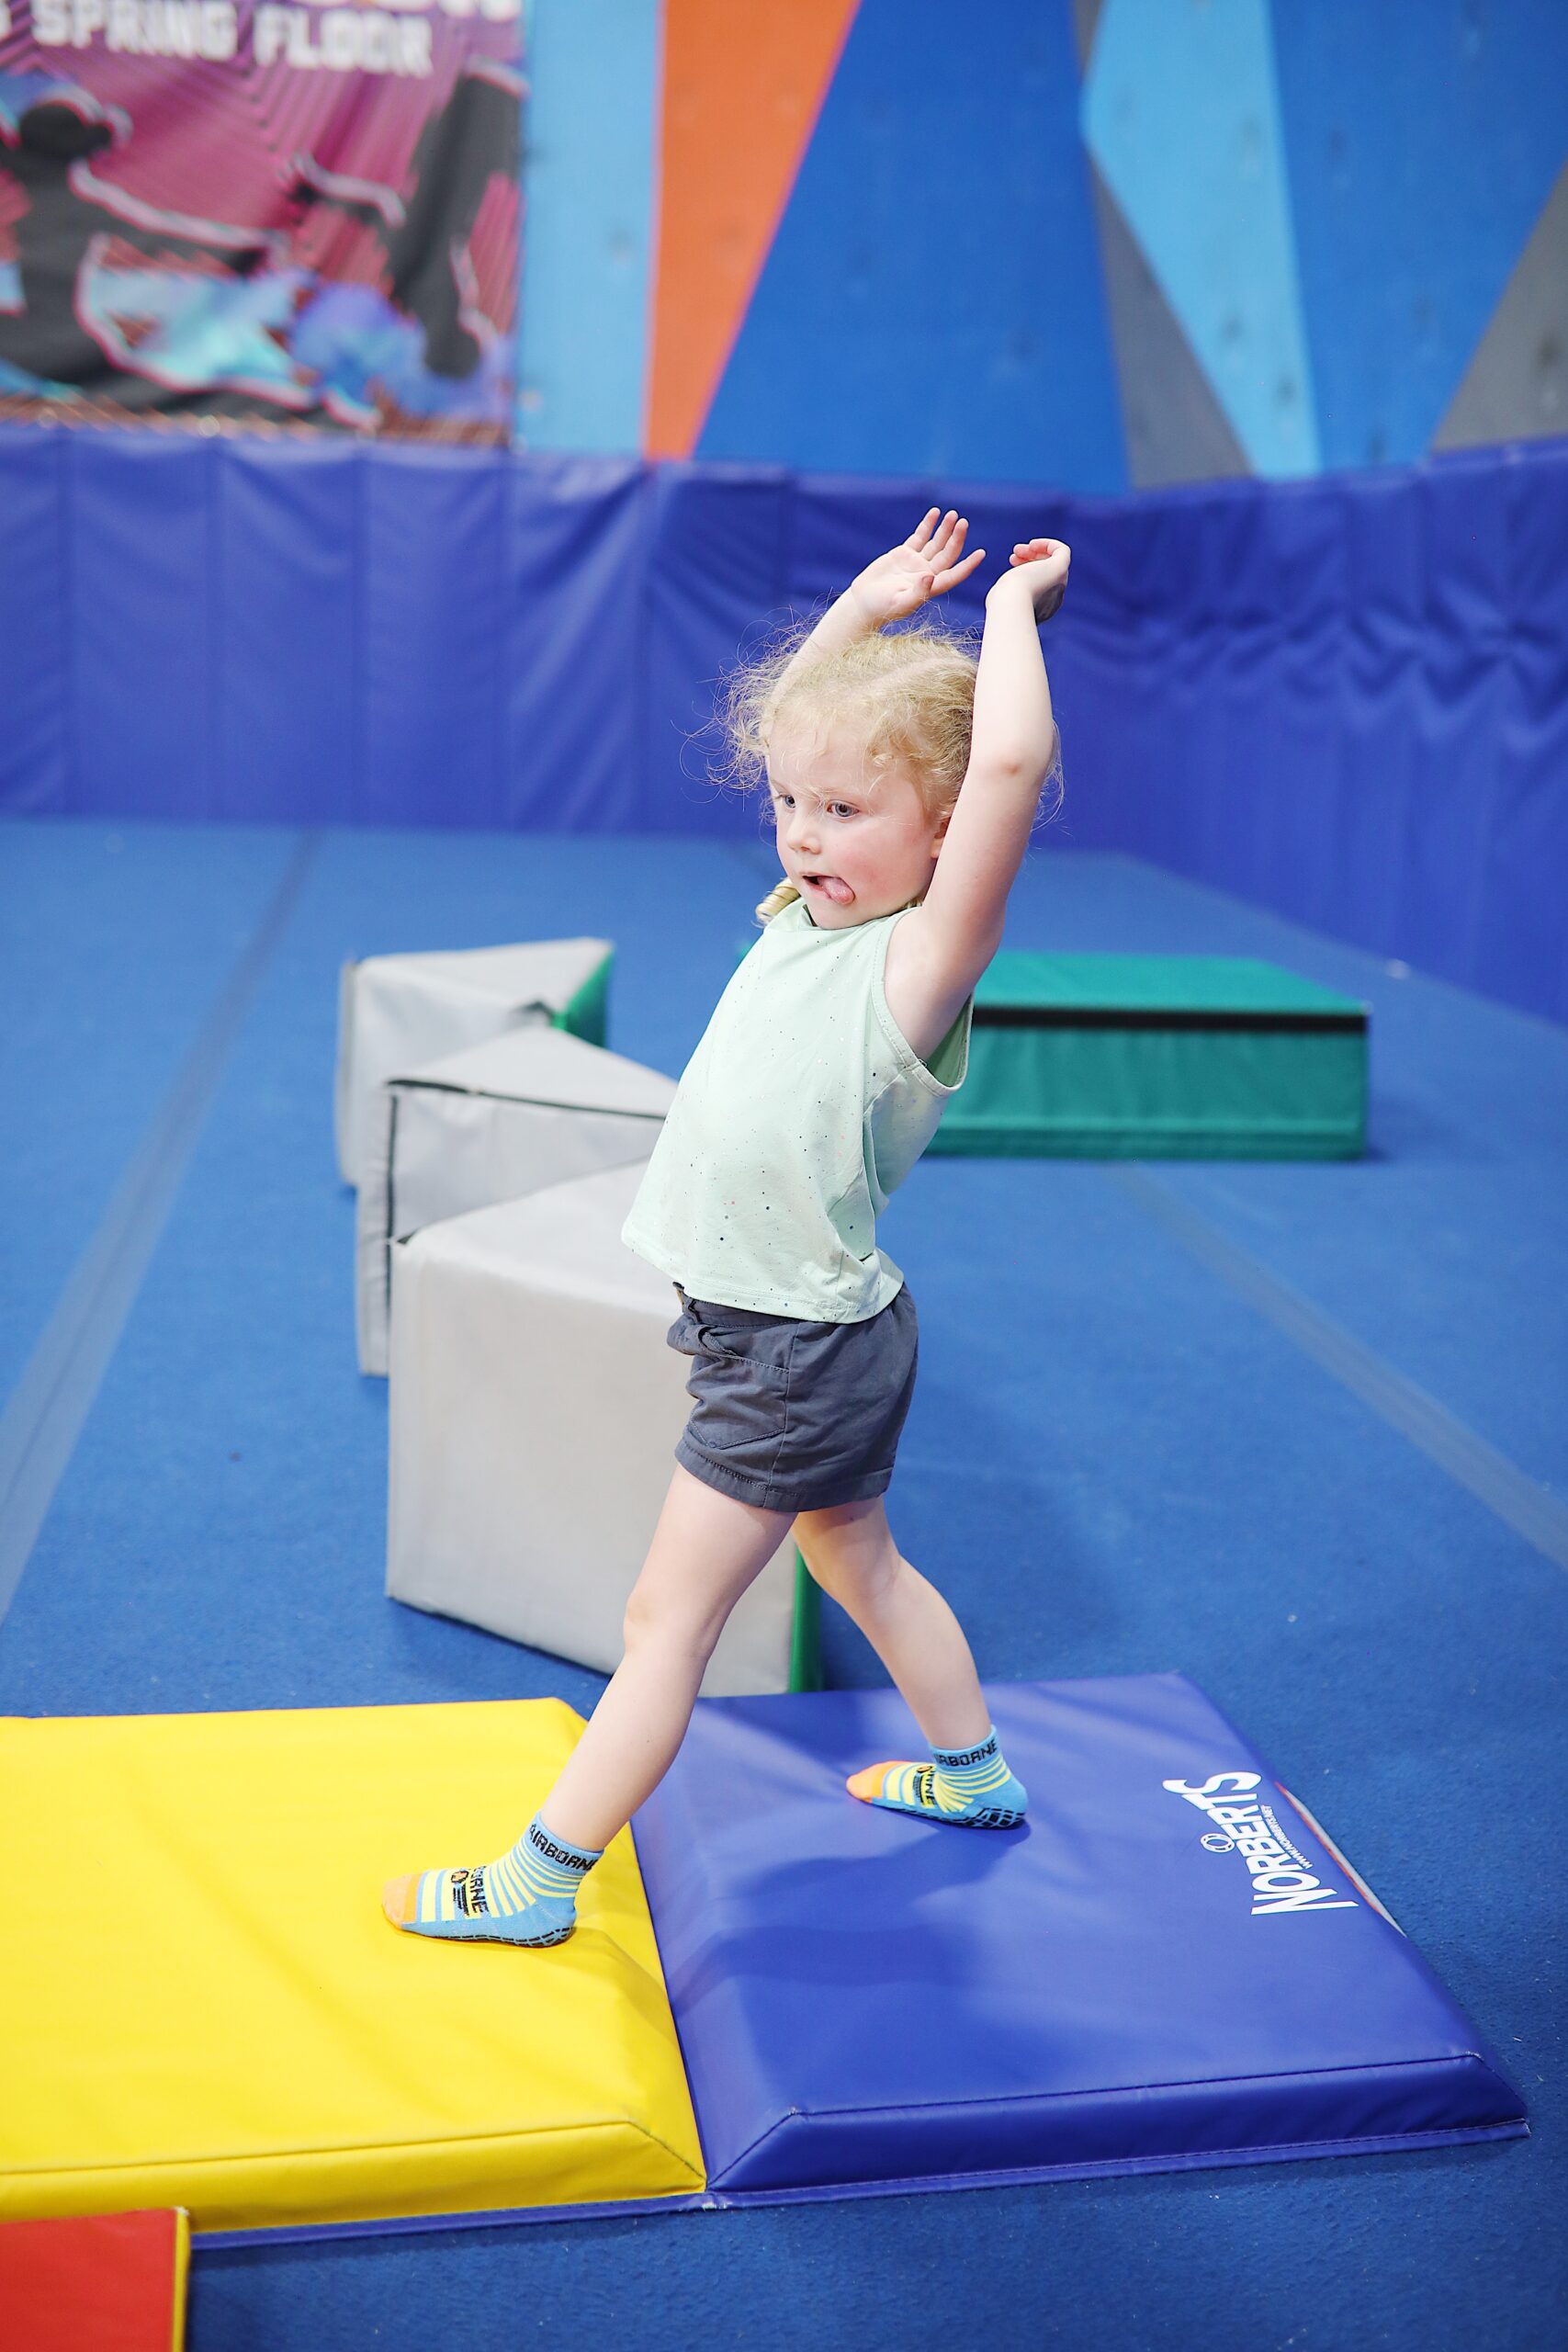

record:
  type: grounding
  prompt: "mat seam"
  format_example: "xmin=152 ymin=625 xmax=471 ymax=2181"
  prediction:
xmin=5 ymin=2114 xmax=705 ymax=2191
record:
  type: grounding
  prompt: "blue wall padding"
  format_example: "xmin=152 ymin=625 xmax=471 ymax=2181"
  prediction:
xmin=0 ymin=435 xmax=66 ymax=815
xmin=0 ymin=425 xmax=1562 ymax=1025
xmin=642 ymin=466 xmax=791 ymax=820
xmin=363 ymin=450 xmax=508 ymax=832
xmin=72 ymin=438 xmax=214 ymax=823
xmin=631 ymin=1675 xmax=1526 ymax=2199
xmin=508 ymin=456 xmax=649 ymax=832
xmin=220 ymin=447 xmax=362 ymax=827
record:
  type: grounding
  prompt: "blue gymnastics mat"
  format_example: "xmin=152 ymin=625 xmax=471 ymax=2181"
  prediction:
xmin=633 ymin=1674 xmax=1528 ymax=2200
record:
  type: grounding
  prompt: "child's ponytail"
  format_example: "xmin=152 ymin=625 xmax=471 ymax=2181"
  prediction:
xmin=754 ymin=878 xmax=801 ymax=924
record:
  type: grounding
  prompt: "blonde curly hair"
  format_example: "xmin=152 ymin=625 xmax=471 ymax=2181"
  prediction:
xmin=717 ymin=610 xmax=980 ymax=813
xmin=709 ymin=610 xmax=1062 ymax=922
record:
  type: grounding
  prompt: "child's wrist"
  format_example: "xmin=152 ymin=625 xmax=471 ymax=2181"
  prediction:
xmin=844 ymin=579 xmax=885 ymax=633
xmin=984 ymin=571 xmax=1040 ymax=617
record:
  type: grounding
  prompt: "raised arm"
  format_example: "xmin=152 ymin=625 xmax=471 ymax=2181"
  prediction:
xmin=879 ymin=537 xmax=1067 ymax=1060
xmin=761 ymin=507 xmax=987 ymax=729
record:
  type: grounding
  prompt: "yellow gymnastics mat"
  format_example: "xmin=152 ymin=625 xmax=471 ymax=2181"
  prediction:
xmin=0 ymin=1702 xmax=705 ymax=2233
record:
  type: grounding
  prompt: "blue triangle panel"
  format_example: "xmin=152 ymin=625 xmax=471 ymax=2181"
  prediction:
xmin=1082 ymin=0 xmax=1318 ymax=479
xmin=697 ymin=0 xmax=1126 ymax=492
xmin=1271 ymin=0 xmax=1568 ymax=469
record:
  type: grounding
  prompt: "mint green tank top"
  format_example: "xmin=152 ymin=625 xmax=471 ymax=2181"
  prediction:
xmin=621 ymin=897 xmax=972 ymax=1324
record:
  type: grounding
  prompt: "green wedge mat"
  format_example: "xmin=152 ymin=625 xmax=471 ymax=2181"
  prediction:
xmin=928 ymin=956 xmax=1368 ymax=1159
xmin=552 ymin=946 xmax=613 ymax=1047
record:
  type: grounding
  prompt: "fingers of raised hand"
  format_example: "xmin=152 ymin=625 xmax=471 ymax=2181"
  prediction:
xmin=939 ymin=514 xmax=966 ymax=558
xmin=932 ymin=546 xmax=987 ymax=593
xmin=913 ymin=508 xmax=968 ymax=563
xmin=931 ymin=516 xmax=983 ymax=589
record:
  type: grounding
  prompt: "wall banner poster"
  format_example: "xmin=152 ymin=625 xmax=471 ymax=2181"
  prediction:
xmin=0 ymin=0 xmax=523 ymax=438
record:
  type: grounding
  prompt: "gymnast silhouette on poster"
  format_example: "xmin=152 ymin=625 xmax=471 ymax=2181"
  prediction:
xmin=0 ymin=64 xmax=522 ymax=426
xmin=0 ymin=92 xmax=281 ymax=402
xmin=287 ymin=62 xmax=522 ymax=383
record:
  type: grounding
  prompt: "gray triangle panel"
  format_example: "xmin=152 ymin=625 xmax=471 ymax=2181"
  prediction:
xmin=1070 ymin=0 xmax=1105 ymax=76
xmin=1432 ymin=156 xmax=1568 ymax=452
xmin=1087 ymin=157 xmax=1254 ymax=491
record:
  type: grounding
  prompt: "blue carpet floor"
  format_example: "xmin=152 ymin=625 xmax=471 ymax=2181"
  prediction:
xmin=2 ymin=818 xmax=1563 ymax=2352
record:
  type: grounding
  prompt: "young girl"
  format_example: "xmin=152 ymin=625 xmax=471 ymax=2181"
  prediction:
xmin=383 ymin=507 xmax=1069 ymax=1948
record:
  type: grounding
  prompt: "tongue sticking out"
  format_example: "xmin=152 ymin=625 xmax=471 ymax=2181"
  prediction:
xmin=812 ymin=875 xmax=854 ymax=905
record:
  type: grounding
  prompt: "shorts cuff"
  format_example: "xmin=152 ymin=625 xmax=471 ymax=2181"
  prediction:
xmin=674 ymin=1438 xmax=893 ymax=1515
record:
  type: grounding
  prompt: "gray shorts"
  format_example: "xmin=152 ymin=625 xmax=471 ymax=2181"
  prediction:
xmin=665 ymin=1282 xmax=919 ymax=1514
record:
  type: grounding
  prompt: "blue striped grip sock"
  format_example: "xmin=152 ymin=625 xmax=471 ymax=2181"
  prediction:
xmin=847 ymin=1724 xmax=1028 ymax=1828
xmin=382 ymin=1811 xmax=604 ymax=1947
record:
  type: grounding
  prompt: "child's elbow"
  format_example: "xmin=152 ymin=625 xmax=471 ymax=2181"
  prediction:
xmin=966 ymin=744 xmax=1033 ymax=786
xmin=964 ymin=738 xmax=1055 ymax=796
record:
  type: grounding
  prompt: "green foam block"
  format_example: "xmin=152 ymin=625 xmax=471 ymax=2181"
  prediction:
xmin=929 ymin=956 xmax=1368 ymax=1160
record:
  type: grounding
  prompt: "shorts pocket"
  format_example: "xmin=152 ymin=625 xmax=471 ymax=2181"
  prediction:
xmin=680 ymin=1312 xmax=792 ymax=1455
xmin=696 ymin=1317 xmax=787 ymax=1374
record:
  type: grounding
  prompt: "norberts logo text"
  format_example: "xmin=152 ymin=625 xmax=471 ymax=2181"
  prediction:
xmin=1162 ymin=1771 xmax=1358 ymax=1917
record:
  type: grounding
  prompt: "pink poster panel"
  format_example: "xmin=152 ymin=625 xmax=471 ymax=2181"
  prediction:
xmin=0 ymin=0 xmax=523 ymax=437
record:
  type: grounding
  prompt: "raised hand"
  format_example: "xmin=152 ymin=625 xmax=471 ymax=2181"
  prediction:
xmin=849 ymin=508 xmax=987 ymax=629
xmin=998 ymin=535 xmax=1070 ymax=625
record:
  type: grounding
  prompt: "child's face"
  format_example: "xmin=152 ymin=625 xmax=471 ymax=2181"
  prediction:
xmin=767 ymin=724 xmax=947 ymax=928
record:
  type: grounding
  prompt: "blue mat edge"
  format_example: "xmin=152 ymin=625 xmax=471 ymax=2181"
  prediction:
xmin=195 ymin=2116 xmax=1529 ymax=2251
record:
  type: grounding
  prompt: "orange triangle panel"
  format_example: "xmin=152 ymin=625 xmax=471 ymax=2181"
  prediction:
xmin=647 ymin=0 xmax=861 ymax=458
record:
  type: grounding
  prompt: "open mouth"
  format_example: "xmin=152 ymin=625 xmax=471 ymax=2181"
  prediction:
xmin=802 ymin=873 xmax=854 ymax=906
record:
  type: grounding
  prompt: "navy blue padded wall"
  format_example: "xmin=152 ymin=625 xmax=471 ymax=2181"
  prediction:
xmin=1058 ymin=442 xmax=1568 ymax=1025
xmin=362 ymin=448 xmax=510 ymax=832
xmin=0 ymin=433 xmax=67 ymax=815
xmin=631 ymin=1676 xmax=1527 ymax=2200
xmin=640 ymin=463 xmax=791 ymax=826
xmin=219 ymin=446 xmax=362 ymax=826
xmin=0 ymin=426 xmax=1562 ymax=1023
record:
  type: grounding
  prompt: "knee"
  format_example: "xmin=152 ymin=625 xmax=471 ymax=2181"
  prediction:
xmin=805 ymin=1534 xmax=907 ymax=1618
xmin=621 ymin=1578 xmax=717 ymax=1667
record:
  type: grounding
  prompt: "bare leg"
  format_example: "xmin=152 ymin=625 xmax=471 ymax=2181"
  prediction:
xmin=381 ymin=1466 xmax=792 ymax=1937
xmin=538 ymin=1463 xmax=793 ymax=1853
xmin=791 ymin=1495 xmax=991 ymax=1751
